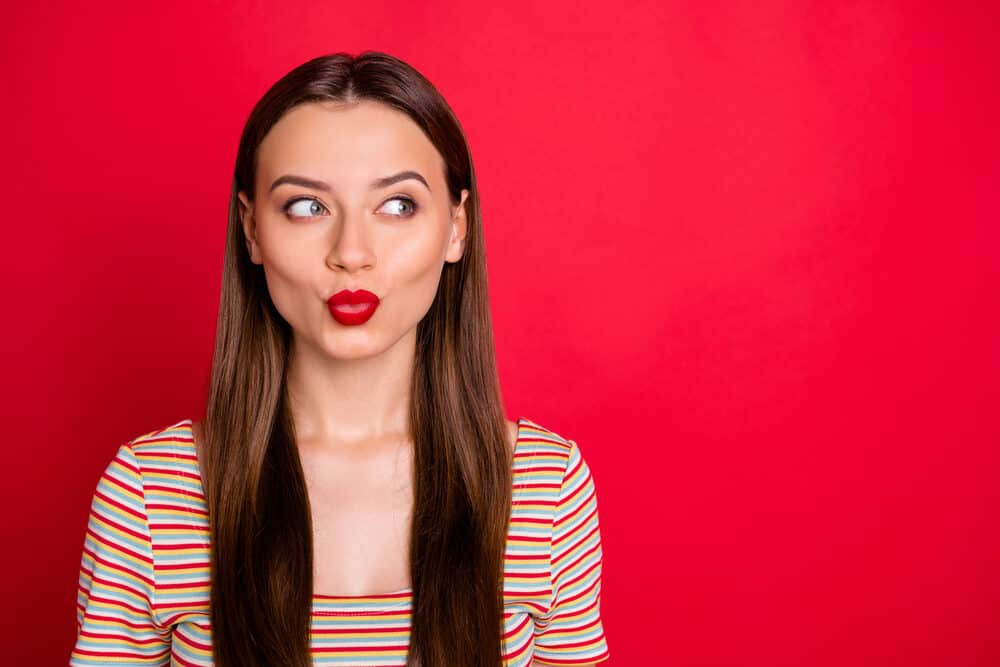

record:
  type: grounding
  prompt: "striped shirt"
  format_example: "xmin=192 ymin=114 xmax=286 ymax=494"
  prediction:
xmin=71 ymin=417 xmax=610 ymax=666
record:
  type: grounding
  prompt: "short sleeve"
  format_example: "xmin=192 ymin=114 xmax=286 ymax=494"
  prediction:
xmin=532 ymin=439 xmax=610 ymax=665
xmin=71 ymin=442 xmax=171 ymax=666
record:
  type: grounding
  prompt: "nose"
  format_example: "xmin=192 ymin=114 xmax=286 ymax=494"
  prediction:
xmin=325 ymin=207 xmax=376 ymax=273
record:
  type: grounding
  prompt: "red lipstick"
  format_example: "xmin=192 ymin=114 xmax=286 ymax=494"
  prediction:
xmin=328 ymin=289 xmax=380 ymax=325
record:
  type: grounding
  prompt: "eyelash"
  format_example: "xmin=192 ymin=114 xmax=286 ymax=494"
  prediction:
xmin=281 ymin=195 xmax=419 ymax=219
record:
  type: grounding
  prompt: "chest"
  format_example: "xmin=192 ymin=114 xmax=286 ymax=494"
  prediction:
xmin=298 ymin=438 xmax=414 ymax=596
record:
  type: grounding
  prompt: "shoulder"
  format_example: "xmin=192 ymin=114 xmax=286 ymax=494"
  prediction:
xmin=108 ymin=418 xmax=205 ymax=504
xmin=515 ymin=417 xmax=589 ymax=469
xmin=116 ymin=417 xmax=209 ymax=526
xmin=513 ymin=417 xmax=604 ymax=519
xmin=125 ymin=418 xmax=200 ymax=464
xmin=516 ymin=418 xmax=603 ymax=524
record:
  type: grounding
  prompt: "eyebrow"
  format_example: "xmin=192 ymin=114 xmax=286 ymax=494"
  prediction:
xmin=269 ymin=170 xmax=431 ymax=193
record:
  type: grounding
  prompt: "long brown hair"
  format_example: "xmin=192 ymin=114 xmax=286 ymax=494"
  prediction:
xmin=200 ymin=51 xmax=511 ymax=666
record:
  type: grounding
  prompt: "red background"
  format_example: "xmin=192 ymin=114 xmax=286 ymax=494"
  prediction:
xmin=2 ymin=1 xmax=997 ymax=664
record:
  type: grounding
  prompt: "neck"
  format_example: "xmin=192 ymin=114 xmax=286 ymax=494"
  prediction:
xmin=284 ymin=328 xmax=416 ymax=447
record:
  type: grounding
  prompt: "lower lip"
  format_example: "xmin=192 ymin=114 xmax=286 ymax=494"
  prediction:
xmin=328 ymin=301 xmax=378 ymax=325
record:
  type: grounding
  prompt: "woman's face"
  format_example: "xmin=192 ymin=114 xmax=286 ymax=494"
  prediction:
xmin=238 ymin=100 xmax=468 ymax=361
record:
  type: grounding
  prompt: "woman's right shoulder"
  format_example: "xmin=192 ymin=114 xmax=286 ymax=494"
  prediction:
xmin=125 ymin=418 xmax=200 ymax=455
xmin=113 ymin=418 xmax=206 ymax=498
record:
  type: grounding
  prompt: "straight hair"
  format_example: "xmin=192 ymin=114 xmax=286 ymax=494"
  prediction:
xmin=199 ymin=50 xmax=511 ymax=666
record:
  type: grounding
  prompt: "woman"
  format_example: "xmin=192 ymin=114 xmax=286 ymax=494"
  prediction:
xmin=71 ymin=51 xmax=609 ymax=667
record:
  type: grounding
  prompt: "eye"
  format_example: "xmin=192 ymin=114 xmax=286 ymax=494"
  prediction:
xmin=378 ymin=196 xmax=418 ymax=218
xmin=283 ymin=197 xmax=328 ymax=218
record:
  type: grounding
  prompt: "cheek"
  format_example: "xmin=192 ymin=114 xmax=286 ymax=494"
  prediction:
xmin=384 ymin=227 xmax=450 ymax=308
xmin=255 ymin=217 xmax=325 ymax=280
xmin=260 ymin=263 xmax=314 ymax=328
xmin=255 ymin=228 xmax=322 ymax=322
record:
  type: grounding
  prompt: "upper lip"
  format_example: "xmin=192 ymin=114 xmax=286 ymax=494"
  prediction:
xmin=328 ymin=289 xmax=380 ymax=306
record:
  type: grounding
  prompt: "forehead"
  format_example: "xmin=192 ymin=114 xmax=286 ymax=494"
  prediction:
xmin=256 ymin=100 xmax=446 ymax=189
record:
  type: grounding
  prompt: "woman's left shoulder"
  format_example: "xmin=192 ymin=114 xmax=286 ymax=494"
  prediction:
xmin=514 ymin=417 xmax=588 ymax=456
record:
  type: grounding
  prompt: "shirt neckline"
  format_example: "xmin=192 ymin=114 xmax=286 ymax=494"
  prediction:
xmin=183 ymin=415 xmax=528 ymax=609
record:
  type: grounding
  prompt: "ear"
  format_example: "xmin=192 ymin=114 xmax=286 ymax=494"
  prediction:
xmin=445 ymin=188 xmax=469 ymax=264
xmin=238 ymin=191 xmax=262 ymax=265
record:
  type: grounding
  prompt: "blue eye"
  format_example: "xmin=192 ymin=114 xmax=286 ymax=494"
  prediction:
xmin=283 ymin=197 xmax=328 ymax=218
xmin=378 ymin=196 xmax=418 ymax=217
xmin=281 ymin=195 xmax=417 ymax=219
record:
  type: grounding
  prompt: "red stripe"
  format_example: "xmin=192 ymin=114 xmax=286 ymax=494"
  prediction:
xmin=85 ymin=531 xmax=154 ymax=570
xmin=144 ymin=484 xmax=206 ymax=500
xmin=311 ymin=625 xmax=410 ymax=635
